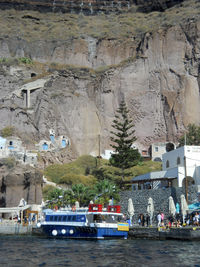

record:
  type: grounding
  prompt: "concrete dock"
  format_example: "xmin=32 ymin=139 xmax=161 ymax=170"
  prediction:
xmin=0 ymin=223 xmax=200 ymax=240
xmin=129 ymin=226 xmax=200 ymax=240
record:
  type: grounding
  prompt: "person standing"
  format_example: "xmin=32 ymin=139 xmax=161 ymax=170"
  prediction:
xmin=157 ymin=212 xmax=162 ymax=227
xmin=146 ymin=214 xmax=150 ymax=227
xmin=161 ymin=212 xmax=164 ymax=223
xmin=138 ymin=214 xmax=142 ymax=226
xmin=142 ymin=214 xmax=145 ymax=227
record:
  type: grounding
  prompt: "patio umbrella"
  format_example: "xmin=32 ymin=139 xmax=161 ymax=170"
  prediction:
xmin=147 ymin=197 xmax=154 ymax=225
xmin=169 ymin=196 xmax=176 ymax=216
xmin=181 ymin=194 xmax=188 ymax=222
xmin=128 ymin=198 xmax=134 ymax=225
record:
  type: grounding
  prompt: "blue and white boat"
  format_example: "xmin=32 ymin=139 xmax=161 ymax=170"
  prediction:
xmin=37 ymin=204 xmax=129 ymax=239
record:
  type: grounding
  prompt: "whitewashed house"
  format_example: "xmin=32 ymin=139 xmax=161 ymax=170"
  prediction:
xmin=132 ymin=146 xmax=200 ymax=190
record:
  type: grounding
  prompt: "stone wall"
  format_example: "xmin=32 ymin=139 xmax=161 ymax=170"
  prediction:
xmin=120 ymin=185 xmax=200 ymax=224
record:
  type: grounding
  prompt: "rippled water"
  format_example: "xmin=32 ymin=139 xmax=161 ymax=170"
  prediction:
xmin=0 ymin=236 xmax=200 ymax=267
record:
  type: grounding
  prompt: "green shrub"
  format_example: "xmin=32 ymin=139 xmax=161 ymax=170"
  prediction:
xmin=1 ymin=126 xmax=15 ymax=137
xmin=42 ymin=185 xmax=56 ymax=200
xmin=18 ymin=57 xmax=33 ymax=64
xmin=59 ymin=173 xmax=96 ymax=186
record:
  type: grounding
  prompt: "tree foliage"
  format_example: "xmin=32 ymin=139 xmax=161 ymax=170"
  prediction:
xmin=109 ymin=100 xmax=142 ymax=180
xmin=178 ymin=124 xmax=200 ymax=146
xmin=43 ymin=179 xmax=119 ymax=207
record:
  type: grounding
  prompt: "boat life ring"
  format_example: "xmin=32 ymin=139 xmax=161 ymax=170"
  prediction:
xmin=69 ymin=229 xmax=74 ymax=235
xmin=61 ymin=229 xmax=66 ymax=235
xmin=52 ymin=230 xmax=58 ymax=236
xmin=72 ymin=206 xmax=76 ymax=212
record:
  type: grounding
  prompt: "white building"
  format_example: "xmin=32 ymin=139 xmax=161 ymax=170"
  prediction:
xmin=162 ymin=146 xmax=200 ymax=187
xmin=132 ymin=145 xmax=200 ymax=189
xmin=101 ymin=150 xmax=114 ymax=160
xmin=151 ymin=142 xmax=176 ymax=161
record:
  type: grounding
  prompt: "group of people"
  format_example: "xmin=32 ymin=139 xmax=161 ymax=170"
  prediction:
xmin=158 ymin=211 xmax=200 ymax=228
xmin=130 ymin=211 xmax=200 ymax=227
xmin=138 ymin=213 xmax=151 ymax=227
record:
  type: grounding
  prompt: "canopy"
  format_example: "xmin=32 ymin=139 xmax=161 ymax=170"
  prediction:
xmin=147 ymin=197 xmax=154 ymax=216
xmin=128 ymin=198 xmax=134 ymax=217
xmin=181 ymin=194 xmax=188 ymax=216
xmin=169 ymin=196 xmax=176 ymax=216
xmin=188 ymin=202 xmax=200 ymax=211
xmin=132 ymin=168 xmax=178 ymax=183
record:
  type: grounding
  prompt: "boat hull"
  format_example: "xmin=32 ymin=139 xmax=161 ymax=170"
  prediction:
xmin=41 ymin=224 xmax=128 ymax=239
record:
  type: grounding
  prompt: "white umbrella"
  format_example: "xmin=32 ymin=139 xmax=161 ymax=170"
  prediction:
xmin=181 ymin=194 xmax=188 ymax=223
xmin=128 ymin=198 xmax=134 ymax=225
xmin=147 ymin=197 xmax=154 ymax=225
xmin=169 ymin=196 xmax=176 ymax=216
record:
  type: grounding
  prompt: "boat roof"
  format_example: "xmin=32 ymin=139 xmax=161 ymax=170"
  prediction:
xmin=43 ymin=209 xmax=123 ymax=216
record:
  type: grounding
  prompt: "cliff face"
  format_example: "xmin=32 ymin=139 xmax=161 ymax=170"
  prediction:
xmin=0 ymin=0 xmax=200 ymax=156
xmin=0 ymin=159 xmax=43 ymax=207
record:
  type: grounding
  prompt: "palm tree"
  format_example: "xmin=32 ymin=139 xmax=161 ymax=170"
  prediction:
xmin=71 ymin=184 xmax=92 ymax=206
xmin=93 ymin=180 xmax=119 ymax=205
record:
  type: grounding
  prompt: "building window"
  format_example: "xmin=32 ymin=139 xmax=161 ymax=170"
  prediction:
xmin=155 ymin=146 xmax=158 ymax=152
xmin=177 ymin=157 xmax=181 ymax=165
xmin=166 ymin=160 xmax=169 ymax=168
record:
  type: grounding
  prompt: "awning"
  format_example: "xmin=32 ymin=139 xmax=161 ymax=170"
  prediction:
xmin=132 ymin=168 xmax=178 ymax=183
xmin=0 ymin=205 xmax=31 ymax=214
xmin=188 ymin=202 xmax=200 ymax=211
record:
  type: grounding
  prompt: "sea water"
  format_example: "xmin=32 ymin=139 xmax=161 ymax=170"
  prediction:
xmin=0 ymin=236 xmax=200 ymax=267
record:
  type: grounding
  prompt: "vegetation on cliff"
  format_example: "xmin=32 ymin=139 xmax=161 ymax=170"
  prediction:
xmin=0 ymin=0 xmax=199 ymax=44
xmin=43 ymin=155 xmax=161 ymax=205
xmin=178 ymin=124 xmax=200 ymax=146
xmin=44 ymin=155 xmax=161 ymax=186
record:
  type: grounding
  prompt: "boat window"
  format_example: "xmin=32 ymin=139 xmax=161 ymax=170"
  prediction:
xmin=58 ymin=216 xmax=62 ymax=222
xmin=67 ymin=216 xmax=71 ymax=221
xmin=72 ymin=216 xmax=76 ymax=221
xmin=50 ymin=216 xmax=53 ymax=221
xmin=77 ymin=215 xmax=86 ymax=222
xmin=53 ymin=216 xmax=58 ymax=222
xmin=63 ymin=216 xmax=66 ymax=221
xmin=94 ymin=214 xmax=102 ymax=223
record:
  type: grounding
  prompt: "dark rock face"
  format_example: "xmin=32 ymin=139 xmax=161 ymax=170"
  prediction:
xmin=0 ymin=159 xmax=43 ymax=207
xmin=0 ymin=0 xmax=184 ymax=14
xmin=135 ymin=0 xmax=184 ymax=12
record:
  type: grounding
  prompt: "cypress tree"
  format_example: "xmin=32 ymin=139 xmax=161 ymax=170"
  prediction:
xmin=109 ymin=100 xmax=142 ymax=181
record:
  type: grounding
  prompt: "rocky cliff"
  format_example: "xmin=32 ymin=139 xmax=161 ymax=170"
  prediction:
xmin=0 ymin=159 xmax=43 ymax=207
xmin=0 ymin=0 xmax=200 ymax=157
